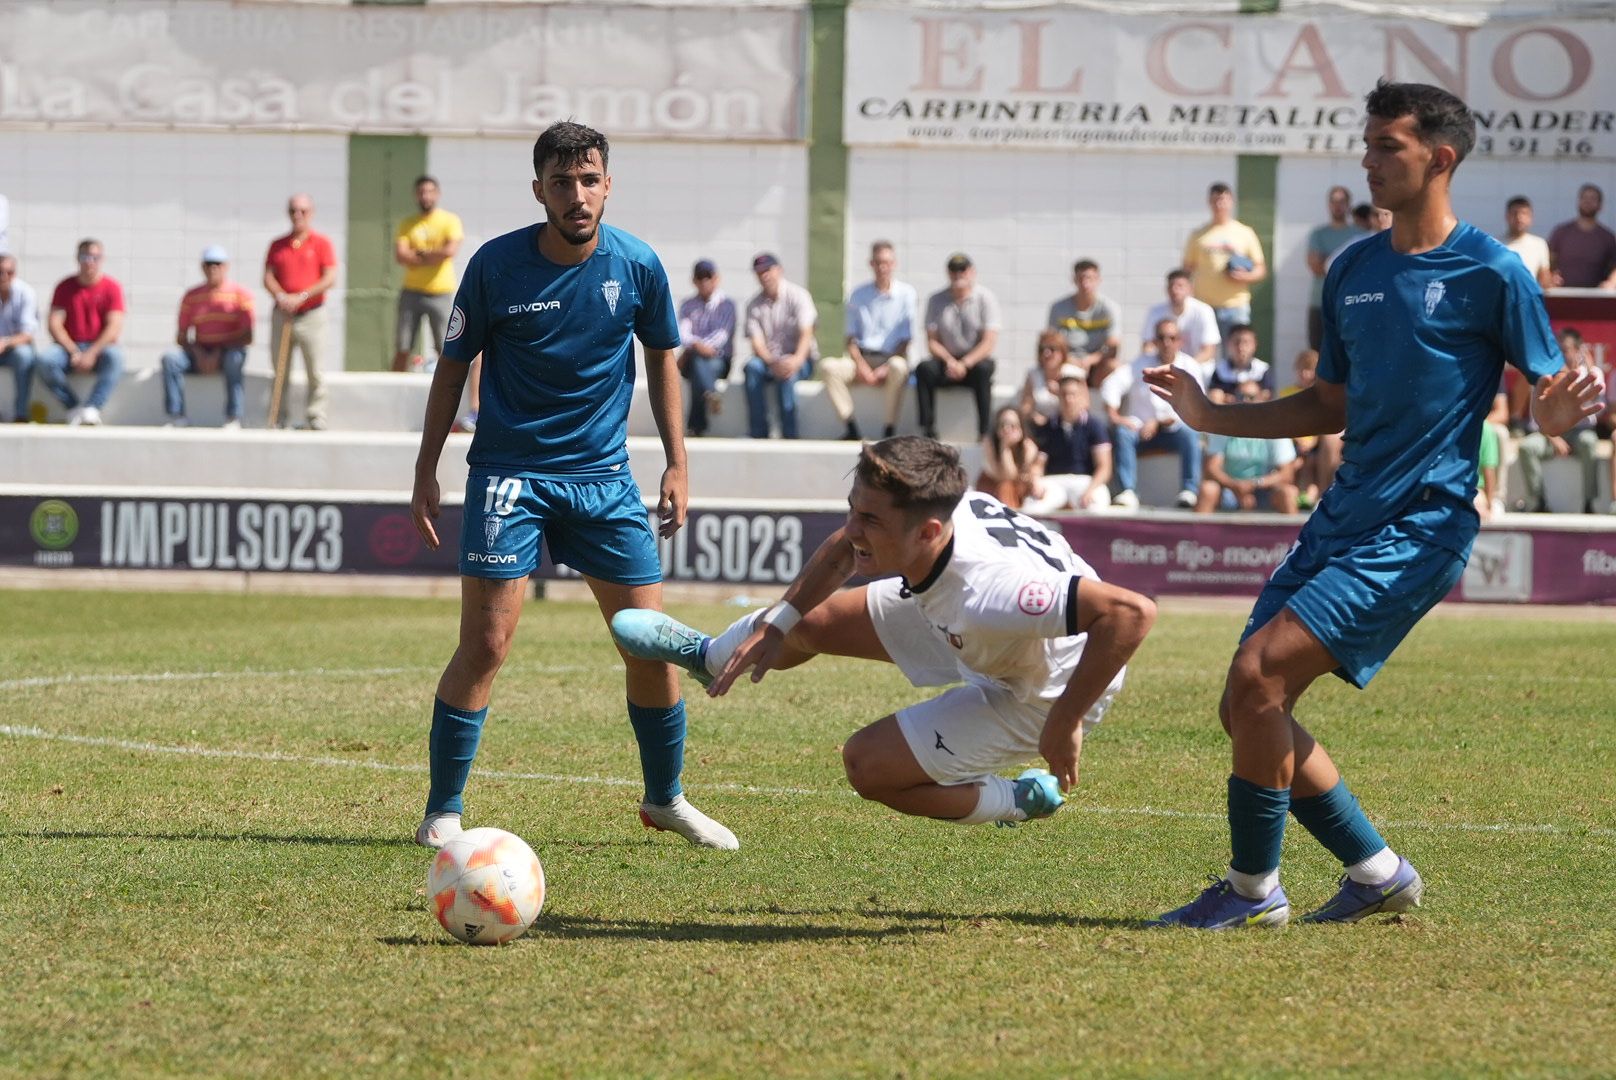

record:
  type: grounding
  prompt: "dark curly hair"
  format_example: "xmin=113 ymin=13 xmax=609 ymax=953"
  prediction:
xmin=533 ymin=121 xmax=610 ymax=179
xmin=1364 ymin=80 xmax=1476 ymax=169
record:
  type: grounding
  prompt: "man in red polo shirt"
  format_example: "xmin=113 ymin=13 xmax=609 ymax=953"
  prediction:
xmin=264 ymin=193 xmax=339 ymax=429
xmin=36 ymin=238 xmax=126 ymax=426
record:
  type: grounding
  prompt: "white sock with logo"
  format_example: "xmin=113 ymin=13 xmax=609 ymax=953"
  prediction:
xmin=703 ymin=608 xmax=768 ymax=677
xmin=1345 ymin=846 xmax=1401 ymax=885
xmin=955 ymin=774 xmax=1025 ymax=825
xmin=1226 ymin=867 xmax=1281 ymax=900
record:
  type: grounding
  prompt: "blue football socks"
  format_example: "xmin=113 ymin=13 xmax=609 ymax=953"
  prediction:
xmin=1290 ymin=778 xmax=1388 ymax=867
xmin=627 ymin=699 xmax=686 ymax=806
xmin=425 ymin=697 xmax=488 ymax=816
xmin=1228 ymin=774 xmax=1291 ymax=877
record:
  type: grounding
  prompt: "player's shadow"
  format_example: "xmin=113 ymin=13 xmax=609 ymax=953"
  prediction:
xmin=526 ymin=913 xmax=950 ymax=944
xmin=715 ymin=903 xmax=1149 ymax=931
xmin=9 ymin=828 xmax=420 ymax=848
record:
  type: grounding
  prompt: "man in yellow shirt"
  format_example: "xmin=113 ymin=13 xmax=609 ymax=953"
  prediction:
xmin=393 ymin=176 xmax=464 ymax=373
xmin=1182 ymin=182 xmax=1266 ymax=354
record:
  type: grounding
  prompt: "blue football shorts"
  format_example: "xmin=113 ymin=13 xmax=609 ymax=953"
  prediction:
xmin=458 ymin=470 xmax=661 ymax=585
xmin=1242 ymin=509 xmax=1467 ymax=689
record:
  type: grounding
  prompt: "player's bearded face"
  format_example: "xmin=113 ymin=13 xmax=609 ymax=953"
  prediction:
xmin=534 ymin=152 xmax=610 ymax=246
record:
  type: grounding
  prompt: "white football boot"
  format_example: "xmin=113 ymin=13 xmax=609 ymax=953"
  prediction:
xmin=639 ymin=794 xmax=739 ymax=850
xmin=414 ymin=812 xmax=463 ymax=849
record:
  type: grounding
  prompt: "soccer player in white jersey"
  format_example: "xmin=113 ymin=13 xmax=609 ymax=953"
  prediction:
xmin=612 ymin=437 xmax=1156 ymax=827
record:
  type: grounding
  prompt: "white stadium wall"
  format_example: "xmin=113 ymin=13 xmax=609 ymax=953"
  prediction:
xmin=0 ymin=130 xmax=348 ymax=376
xmin=848 ymin=146 xmax=1240 ymax=388
xmin=427 ymin=137 xmax=810 ymax=309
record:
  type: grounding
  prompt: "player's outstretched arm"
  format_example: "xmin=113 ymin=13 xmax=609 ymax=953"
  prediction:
xmin=642 ymin=346 xmax=689 ymax=538
xmin=1039 ymin=579 xmax=1157 ymax=791
xmin=708 ymin=526 xmax=858 ymax=697
xmin=1144 ymin=367 xmax=1347 ymax=439
xmin=411 ymin=357 xmax=473 ymax=549
xmin=1531 ymin=367 xmax=1604 ymax=438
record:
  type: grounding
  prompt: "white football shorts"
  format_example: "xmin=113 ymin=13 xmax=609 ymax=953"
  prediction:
xmin=865 ymin=577 xmax=1114 ymax=784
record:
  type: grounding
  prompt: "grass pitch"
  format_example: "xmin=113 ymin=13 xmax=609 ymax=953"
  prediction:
xmin=2 ymin=589 xmax=1613 ymax=1079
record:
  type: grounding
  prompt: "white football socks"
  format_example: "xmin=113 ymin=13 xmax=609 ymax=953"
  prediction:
xmin=1346 ymin=846 xmax=1402 ymax=885
xmin=955 ymin=774 xmax=1026 ymax=825
xmin=1227 ymin=867 xmax=1281 ymax=899
xmin=703 ymin=608 xmax=768 ymax=677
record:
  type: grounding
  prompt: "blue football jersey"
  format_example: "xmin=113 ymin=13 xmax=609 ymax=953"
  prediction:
xmin=1315 ymin=222 xmax=1563 ymax=550
xmin=442 ymin=222 xmax=680 ymax=478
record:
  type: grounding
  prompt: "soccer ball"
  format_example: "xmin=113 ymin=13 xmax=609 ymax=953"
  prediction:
xmin=426 ymin=827 xmax=545 ymax=945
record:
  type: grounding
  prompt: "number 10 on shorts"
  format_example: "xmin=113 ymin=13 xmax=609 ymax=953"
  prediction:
xmin=484 ymin=476 xmax=520 ymax=516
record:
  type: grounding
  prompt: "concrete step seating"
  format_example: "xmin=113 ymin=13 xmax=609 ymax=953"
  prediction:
xmin=2 ymin=368 xmax=1609 ymax=514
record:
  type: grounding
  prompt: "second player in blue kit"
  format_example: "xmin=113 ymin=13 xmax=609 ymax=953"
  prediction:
xmin=409 ymin=121 xmax=739 ymax=851
xmin=1144 ymin=81 xmax=1603 ymax=929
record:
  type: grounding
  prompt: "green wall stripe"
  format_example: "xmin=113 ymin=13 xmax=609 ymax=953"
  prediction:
xmin=344 ymin=134 xmax=428 ymax=371
xmin=807 ymin=0 xmax=848 ymax=359
xmin=1235 ymin=153 xmax=1279 ymax=358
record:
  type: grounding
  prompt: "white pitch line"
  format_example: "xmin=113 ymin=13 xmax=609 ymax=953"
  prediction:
xmin=0 ymin=663 xmax=600 ymax=693
xmin=3 ymin=723 xmax=1612 ymax=840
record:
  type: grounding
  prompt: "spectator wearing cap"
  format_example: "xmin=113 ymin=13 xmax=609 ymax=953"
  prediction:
xmin=919 ymin=252 xmax=999 ymax=440
xmin=1548 ymin=184 xmax=1616 ymax=289
xmin=742 ymin=253 xmax=817 ymax=439
xmin=1046 ymin=259 xmax=1120 ymax=370
xmin=264 ymin=193 xmax=338 ymax=429
xmin=676 ymin=259 xmax=736 ymax=437
xmin=0 ymin=253 xmax=39 ymax=423
xmin=1183 ymin=182 xmax=1266 ymax=351
xmin=159 ymin=245 xmax=254 ymax=428
xmin=1022 ymin=369 xmax=1113 ymax=514
xmin=821 ymin=240 xmax=915 ymax=441
xmin=35 ymin=237 xmax=125 ymax=426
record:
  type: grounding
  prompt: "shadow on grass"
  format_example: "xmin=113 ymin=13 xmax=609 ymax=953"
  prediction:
xmin=8 ymin=828 xmax=420 ymax=848
xmin=715 ymin=903 xmax=1150 ymax=931
xmin=526 ymin=913 xmax=950 ymax=944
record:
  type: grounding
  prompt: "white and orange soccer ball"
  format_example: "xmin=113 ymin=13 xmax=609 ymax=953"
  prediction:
xmin=426 ymin=827 xmax=545 ymax=945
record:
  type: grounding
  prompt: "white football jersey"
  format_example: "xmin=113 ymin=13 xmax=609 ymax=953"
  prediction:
xmin=901 ymin=491 xmax=1125 ymax=706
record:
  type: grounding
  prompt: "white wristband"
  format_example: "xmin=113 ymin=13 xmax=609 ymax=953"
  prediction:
xmin=760 ymin=601 xmax=801 ymax=636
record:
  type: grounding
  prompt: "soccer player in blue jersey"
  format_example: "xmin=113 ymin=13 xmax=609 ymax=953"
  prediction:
xmin=408 ymin=121 xmax=738 ymax=850
xmin=1144 ymin=82 xmax=1603 ymax=928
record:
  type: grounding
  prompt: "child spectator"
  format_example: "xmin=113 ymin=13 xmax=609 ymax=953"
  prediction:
xmin=1198 ymin=387 xmax=1302 ymax=514
xmin=1284 ymin=349 xmax=1342 ymax=509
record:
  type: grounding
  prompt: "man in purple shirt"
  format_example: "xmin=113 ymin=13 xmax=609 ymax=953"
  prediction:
xmin=676 ymin=259 xmax=736 ymax=436
xmin=1548 ymin=184 xmax=1616 ymax=289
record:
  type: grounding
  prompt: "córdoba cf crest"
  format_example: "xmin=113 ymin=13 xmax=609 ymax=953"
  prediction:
xmin=484 ymin=515 xmax=503 ymax=548
xmin=1424 ymin=280 xmax=1445 ymax=316
xmin=602 ymin=279 xmax=621 ymax=315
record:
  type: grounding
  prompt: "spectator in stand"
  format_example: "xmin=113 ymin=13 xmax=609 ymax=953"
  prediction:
xmin=676 ymin=259 xmax=735 ymax=438
xmin=1476 ymin=387 xmax=1510 ymax=520
xmin=1023 ymin=370 xmax=1113 ymax=514
xmin=1306 ymin=186 xmax=1362 ymax=349
xmin=1325 ymin=205 xmax=1392 ymax=272
xmin=974 ymin=405 xmax=1042 ymax=509
xmin=1198 ymin=386 xmax=1302 ymax=514
xmin=743 ymin=252 xmax=816 ymax=439
xmin=1047 ymin=259 xmax=1120 ymax=370
xmin=1019 ymin=329 xmax=1071 ymax=427
xmin=1594 ymin=340 xmax=1616 ymax=513
xmin=1183 ymin=181 xmax=1267 ymax=351
xmin=35 ymin=238 xmax=124 ymax=426
xmin=1140 ymin=268 xmax=1219 ymax=374
xmin=1208 ymin=323 xmax=1276 ymax=403
xmin=1105 ymin=317 xmax=1203 ymax=510
xmin=822 ymin=240 xmax=914 ymax=441
xmin=919 ymin=252 xmax=999 ymax=440
xmin=264 ymin=194 xmax=339 ymax=430
xmin=1499 ymin=195 xmax=1553 ymax=290
xmin=0 ymin=254 xmax=38 ymax=423
xmin=393 ymin=176 xmax=464 ymax=372
xmin=160 ymin=245 xmax=252 ymax=429
xmin=1284 ymin=348 xmax=1343 ymax=511
xmin=1515 ymin=327 xmax=1603 ymax=512
xmin=1549 ymin=184 xmax=1616 ymax=289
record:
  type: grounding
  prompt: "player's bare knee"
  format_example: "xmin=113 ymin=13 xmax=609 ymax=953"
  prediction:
xmin=841 ymin=735 xmax=883 ymax=800
xmin=1226 ymin=648 xmax=1285 ymax=721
